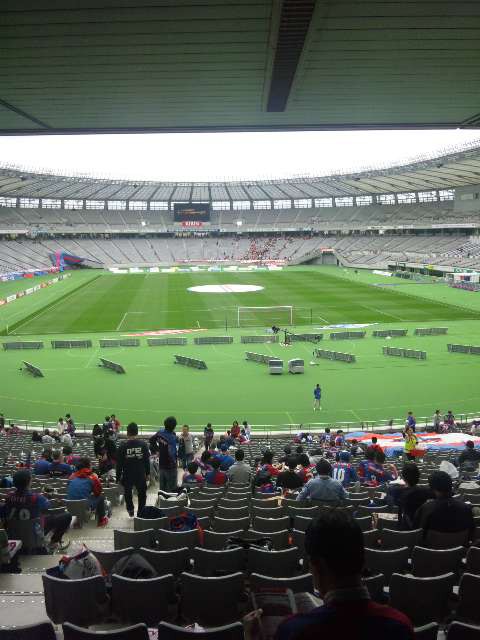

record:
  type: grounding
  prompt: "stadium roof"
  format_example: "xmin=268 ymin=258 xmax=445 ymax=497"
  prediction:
xmin=2 ymin=142 xmax=480 ymax=201
xmin=1 ymin=1 xmax=480 ymax=135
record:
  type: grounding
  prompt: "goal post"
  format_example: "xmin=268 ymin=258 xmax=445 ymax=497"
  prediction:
xmin=237 ymin=306 xmax=293 ymax=327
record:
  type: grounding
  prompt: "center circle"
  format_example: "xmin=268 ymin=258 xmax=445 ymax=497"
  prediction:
xmin=187 ymin=284 xmax=264 ymax=294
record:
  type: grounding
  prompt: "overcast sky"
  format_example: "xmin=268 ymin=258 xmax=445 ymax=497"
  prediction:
xmin=0 ymin=129 xmax=479 ymax=182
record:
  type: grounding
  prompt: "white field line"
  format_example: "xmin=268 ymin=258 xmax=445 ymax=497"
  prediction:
xmin=115 ymin=311 xmax=145 ymax=331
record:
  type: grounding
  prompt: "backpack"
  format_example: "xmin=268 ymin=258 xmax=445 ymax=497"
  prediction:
xmin=168 ymin=510 xmax=204 ymax=544
xmin=111 ymin=553 xmax=157 ymax=580
xmin=47 ymin=545 xmax=103 ymax=580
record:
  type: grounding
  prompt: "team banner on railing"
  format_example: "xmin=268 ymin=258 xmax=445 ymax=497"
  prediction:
xmin=0 ymin=273 xmax=71 ymax=307
xmin=348 ymin=431 xmax=480 ymax=457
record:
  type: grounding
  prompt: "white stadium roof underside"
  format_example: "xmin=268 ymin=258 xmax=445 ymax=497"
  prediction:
xmin=1 ymin=143 xmax=480 ymax=202
xmin=1 ymin=0 xmax=480 ymax=135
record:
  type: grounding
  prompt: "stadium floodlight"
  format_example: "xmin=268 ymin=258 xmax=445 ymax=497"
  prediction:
xmin=237 ymin=306 xmax=293 ymax=328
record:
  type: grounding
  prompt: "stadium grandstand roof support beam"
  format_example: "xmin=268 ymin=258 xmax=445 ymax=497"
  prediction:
xmin=0 ymin=97 xmax=50 ymax=130
xmin=266 ymin=0 xmax=316 ymax=112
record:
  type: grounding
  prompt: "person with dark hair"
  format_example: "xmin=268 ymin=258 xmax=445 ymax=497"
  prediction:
xmin=276 ymin=456 xmax=303 ymax=491
xmin=149 ymin=416 xmax=178 ymax=492
xmin=31 ymin=430 xmax=42 ymax=443
xmin=49 ymin=450 xmax=73 ymax=477
xmin=297 ymin=459 xmax=346 ymax=503
xmin=260 ymin=450 xmax=280 ymax=477
xmin=214 ymin=443 xmax=235 ymax=471
xmin=274 ymin=511 xmax=413 ymax=639
xmin=297 ymin=453 xmax=315 ymax=484
xmin=458 ymin=440 xmax=480 ymax=468
xmin=116 ymin=422 xmax=150 ymax=517
xmin=67 ymin=457 xmax=109 ymax=527
xmin=196 ymin=449 xmax=212 ymax=474
xmin=62 ymin=445 xmax=81 ymax=468
xmin=403 ymin=426 xmax=418 ymax=461
xmin=33 ymin=450 xmax=52 ymax=475
xmin=319 ymin=427 xmax=331 ymax=447
xmin=205 ymin=458 xmax=227 ymax=486
xmin=0 ymin=470 xmax=71 ymax=552
xmin=414 ymin=471 xmax=475 ymax=541
xmin=231 ymin=420 xmax=241 ymax=440
xmin=182 ymin=461 xmax=204 ymax=485
xmin=370 ymin=436 xmax=383 ymax=455
xmin=392 ymin=462 xmax=434 ymax=529
xmin=204 ymin=423 xmax=214 ymax=450
xmin=278 ymin=445 xmax=292 ymax=465
xmin=227 ymin=449 xmax=251 ymax=484
xmin=332 ymin=451 xmax=359 ymax=487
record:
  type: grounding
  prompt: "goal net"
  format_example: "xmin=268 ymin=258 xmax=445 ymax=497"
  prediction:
xmin=237 ymin=306 xmax=293 ymax=327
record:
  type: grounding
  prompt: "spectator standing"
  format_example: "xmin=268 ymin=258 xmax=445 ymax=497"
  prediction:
xmin=204 ymin=423 xmax=214 ymax=450
xmin=444 ymin=410 xmax=455 ymax=431
xmin=231 ymin=420 xmax=241 ymax=440
xmin=273 ymin=511 xmax=413 ymax=640
xmin=390 ymin=463 xmax=434 ymax=529
xmin=178 ymin=424 xmax=194 ymax=470
xmin=67 ymin=457 xmax=109 ymax=527
xmin=0 ymin=413 xmax=4 ymax=431
xmin=414 ymin=471 xmax=474 ymax=542
xmin=433 ymin=409 xmax=442 ymax=433
xmin=227 ymin=449 xmax=251 ymax=484
xmin=297 ymin=459 xmax=346 ymax=503
xmin=65 ymin=414 xmax=75 ymax=436
xmin=149 ymin=416 xmax=178 ymax=492
xmin=56 ymin=417 xmax=65 ymax=434
xmin=405 ymin=411 xmax=416 ymax=432
xmin=403 ymin=426 xmax=418 ymax=461
xmin=313 ymin=384 xmax=322 ymax=411
xmin=116 ymin=422 xmax=150 ymax=517
xmin=242 ymin=420 xmax=251 ymax=439
xmin=370 ymin=437 xmax=383 ymax=454
xmin=1 ymin=470 xmax=71 ymax=553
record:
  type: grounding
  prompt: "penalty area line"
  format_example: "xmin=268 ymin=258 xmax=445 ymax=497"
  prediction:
xmin=116 ymin=311 xmax=145 ymax=331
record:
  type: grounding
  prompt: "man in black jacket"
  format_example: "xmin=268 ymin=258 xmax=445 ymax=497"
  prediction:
xmin=116 ymin=422 xmax=150 ymax=517
xmin=276 ymin=456 xmax=304 ymax=491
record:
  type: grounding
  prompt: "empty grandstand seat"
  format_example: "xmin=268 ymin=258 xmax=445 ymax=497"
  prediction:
xmin=247 ymin=547 xmax=300 ymax=577
xmin=364 ymin=547 xmax=409 ymax=580
xmin=362 ymin=573 xmax=385 ymax=603
xmin=381 ymin=528 xmax=422 ymax=552
xmin=134 ymin=517 xmax=168 ymax=533
xmin=447 ymin=622 xmax=480 ymax=639
xmin=203 ymin=530 xmax=244 ymax=550
xmin=411 ymin=546 xmax=464 ymax=577
xmin=157 ymin=621 xmax=245 ymax=640
xmin=252 ymin=516 xmax=290 ymax=534
xmin=114 ymin=529 xmax=155 ymax=550
xmin=455 ymin=573 xmax=480 ymax=625
xmin=0 ymin=622 xmax=56 ymax=640
xmin=413 ymin=623 xmax=439 ymax=640
xmin=42 ymin=574 xmax=109 ymax=626
xmin=192 ymin=547 xmax=245 ymax=577
xmin=389 ymin=572 xmax=455 ymax=626
xmin=157 ymin=528 xmax=201 ymax=550
xmin=64 ymin=499 xmax=90 ymax=527
xmin=212 ymin=517 xmax=250 ymax=533
xmin=111 ymin=574 xmax=177 ymax=626
xmin=425 ymin=529 xmax=471 ymax=549
xmin=138 ymin=547 xmax=190 ymax=577
xmin=251 ymin=505 xmax=285 ymax=519
xmin=180 ymin=572 xmax=245 ymax=626
xmin=216 ymin=506 xmax=250 ymax=520
xmin=465 ymin=546 xmax=480 ymax=574
xmin=250 ymin=572 xmax=314 ymax=594
xmin=63 ymin=623 xmax=149 ymax=640
xmin=90 ymin=547 xmax=134 ymax=575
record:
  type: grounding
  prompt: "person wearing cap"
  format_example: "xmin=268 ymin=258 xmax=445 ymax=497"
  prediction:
xmin=332 ymin=451 xmax=359 ymax=488
xmin=414 ymin=471 xmax=475 ymax=542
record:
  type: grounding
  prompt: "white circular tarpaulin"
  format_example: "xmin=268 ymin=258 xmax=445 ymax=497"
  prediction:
xmin=187 ymin=284 xmax=264 ymax=294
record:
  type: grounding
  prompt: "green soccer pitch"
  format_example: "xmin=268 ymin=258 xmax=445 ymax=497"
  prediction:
xmin=1 ymin=265 xmax=479 ymax=432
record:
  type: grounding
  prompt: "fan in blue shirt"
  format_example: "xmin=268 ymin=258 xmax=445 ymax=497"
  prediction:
xmin=332 ymin=451 xmax=358 ymax=487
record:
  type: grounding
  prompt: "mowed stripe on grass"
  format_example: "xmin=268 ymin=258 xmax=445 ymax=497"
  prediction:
xmin=10 ymin=268 xmax=480 ymax=335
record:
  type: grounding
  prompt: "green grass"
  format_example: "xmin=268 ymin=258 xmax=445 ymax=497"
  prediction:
xmin=0 ymin=266 xmax=479 ymax=431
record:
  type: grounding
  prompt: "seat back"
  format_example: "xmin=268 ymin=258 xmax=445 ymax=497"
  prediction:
xmin=425 ymin=528 xmax=470 ymax=549
xmin=465 ymin=546 xmax=480 ymax=574
xmin=192 ymin=547 xmax=245 ymax=576
xmin=157 ymin=528 xmax=200 ymax=550
xmin=6 ymin=517 xmax=44 ymax=553
xmin=139 ymin=547 xmax=190 ymax=576
xmin=90 ymin=547 xmax=134 ymax=575
xmin=0 ymin=622 xmax=56 ymax=640
xmin=111 ymin=574 xmax=176 ymax=626
xmin=362 ymin=573 xmax=385 ymax=602
xmin=133 ymin=517 xmax=167 ymax=533
xmin=158 ymin=621 xmax=244 ymax=639
xmin=411 ymin=545 xmax=464 ymax=577
xmin=413 ymin=623 xmax=439 ymax=640
xmin=203 ymin=529 xmax=244 ymax=550
xmin=250 ymin=572 xmax=313 ymax=593
xmin=456 ymin=573 xmax=480 ymax=625
xmin=447 ymin=621 xmax=480 ymax=640
xmin=180 ymin=572 xmax=244 ymax=626
xmin=114 ymin=528 xmax=155 ymax=550
xmin=381 ymin=528 xmax=422 ymax=551
xmin=63 ymin=622 xmax=149 ymax=640
xmin=42 ymin=574 xmax=109 ymax=626
xmin=364 ymin=546 xmax=409 ymax=580
xmin=252 ymin=516 xmax=290 ymax=533
xmin=247 ymin=547 xmax=299 ymax=577
xmin=389 ymin=572 xmax=455 ymax=626
xmin=64 ymin=499 xmax=90 ymax=526
xmin=212 ymin=516 xmax=249 ymax=533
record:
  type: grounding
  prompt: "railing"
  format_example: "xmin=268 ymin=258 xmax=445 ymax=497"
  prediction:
xmin=5 ymin=411 xmax=480 ymax=438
